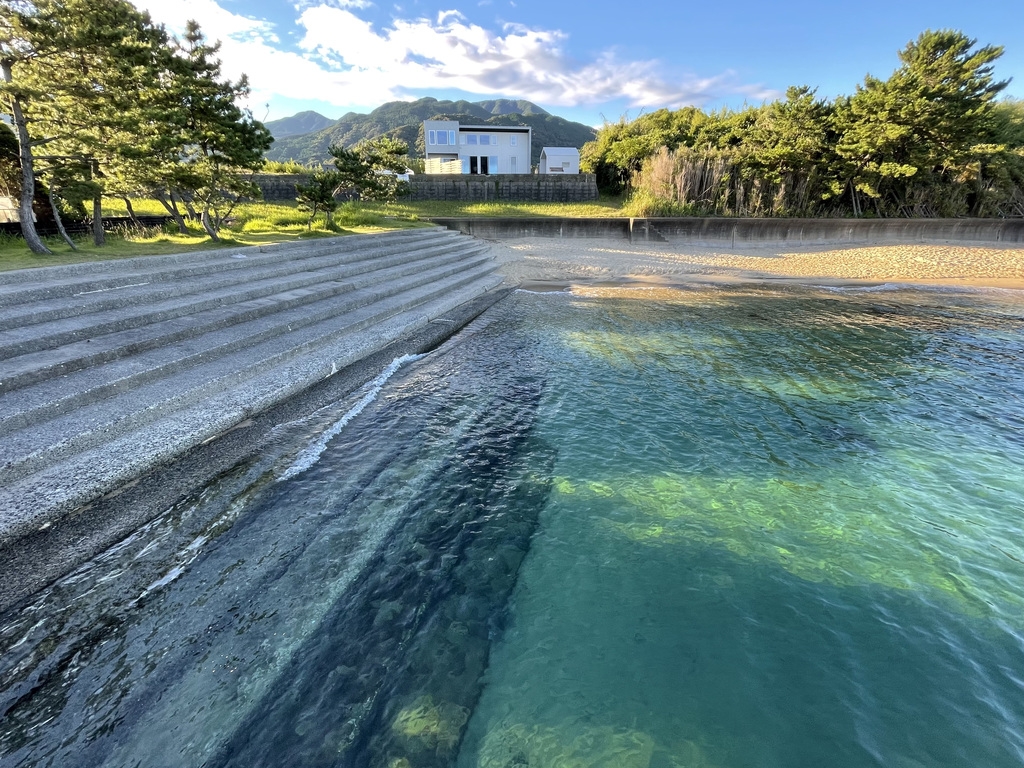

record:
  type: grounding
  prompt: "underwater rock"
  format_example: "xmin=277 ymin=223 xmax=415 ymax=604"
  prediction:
xmin=391 ymin=695 xmax=469 ymax=756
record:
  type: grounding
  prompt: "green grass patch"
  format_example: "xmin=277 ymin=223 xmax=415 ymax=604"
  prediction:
xmin=4 ymin=194 xmax=628 ymax=272
xmin=1 ymin=200 xmax=429 ymax=272
xmin=362 ymin=196 xmax=626 ymax=219
xmin=101 ymin=198 xmax=170 ymax=217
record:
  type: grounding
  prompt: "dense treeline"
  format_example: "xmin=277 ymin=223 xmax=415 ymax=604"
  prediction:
xmin=582 ymin=31 xmax=1024 ymax=218
xmin=1 ymin=0 xmax=271 ymax=253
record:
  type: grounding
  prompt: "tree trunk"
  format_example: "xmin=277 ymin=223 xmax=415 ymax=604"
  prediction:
xmin=92 ymin=193 xmax=105 ymax=245
xmin=124 ymin=197 xmax=141 ymax=225
xmin=91 ymin=162 xmax=104 ymax=246
xmin=48 ymin=184 xmax=77 ymax=250
xmin=182 ymin=197 xmax=198 ymax=218
xmin=155 ymin=191 xmax=188 ymax=233
xmin=201 ymin=205 xmax=219 ymax=241
xmin=2 ymin=59 xmax=51 ymax=254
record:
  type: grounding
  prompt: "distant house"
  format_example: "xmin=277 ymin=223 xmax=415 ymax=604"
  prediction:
xmin=539 ymin=147 xmax=580 ymax=174
xmin=423 ymin=120 xmax=532 ymax=174
xmin=0 ymin=196 xmax=25 ymax=223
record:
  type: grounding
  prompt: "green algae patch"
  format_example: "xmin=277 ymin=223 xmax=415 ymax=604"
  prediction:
xmin=478 ymin=723 xmax=657 ymax=768
xmin=391 ymin=695 xmax=469 ymax=756
xmin=550 ymin=472 xmax=1024 ymax=622
xmin=475 ymin=721 xmax=729 ymax=768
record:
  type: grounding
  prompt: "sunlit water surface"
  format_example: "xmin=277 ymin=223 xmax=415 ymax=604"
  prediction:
xmin=2 ymin=283 xmax=1024 ymax=768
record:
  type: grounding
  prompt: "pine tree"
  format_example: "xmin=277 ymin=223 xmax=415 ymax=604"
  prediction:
xmin=158 ymin=21 xmax=272 ymax=241
xmin=836 ymin=30 xmax=1008 ymax=216
xmin=1 ymin=0 xmax=168 ymax=250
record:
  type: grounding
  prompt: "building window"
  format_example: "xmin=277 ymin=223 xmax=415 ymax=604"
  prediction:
xmin=510 ymin=135 xmax=518 ymax=147
xmin=460 ymin=134 xmax=467 ymax=145
xmin=490 ymin=155 xmax=498 ymax=173
xmin=437 ymin=131 xmax=448 ymax=146
xmin=428 ymin=130 xmax=435 ymax=145
xmin=467 ymin=134 xmax=477 ymax=145
xmin=510 ymin=156 xmax=517 ymax=173
xmin=563 ymin=161 xmax=571 ymax=168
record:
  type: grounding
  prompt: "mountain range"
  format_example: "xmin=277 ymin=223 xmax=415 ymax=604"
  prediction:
xmin=263 ymin=97 xmax=597 ymax=166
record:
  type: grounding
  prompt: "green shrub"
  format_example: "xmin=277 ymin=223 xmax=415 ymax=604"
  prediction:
xmin=621 ymin=188 xmax=693 ymax=217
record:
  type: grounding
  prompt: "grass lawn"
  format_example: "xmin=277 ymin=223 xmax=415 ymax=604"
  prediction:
xmin=0 ymin=201 xmax=428 ymax=273
xmin=1 ymin=195 xmax=628 ymax=272
xmin=363 ymin=197 xmax=626 ymax=219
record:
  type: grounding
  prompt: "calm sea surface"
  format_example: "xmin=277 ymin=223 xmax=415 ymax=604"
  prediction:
xmin=2 ymin=283 xmax=1024 ymax=768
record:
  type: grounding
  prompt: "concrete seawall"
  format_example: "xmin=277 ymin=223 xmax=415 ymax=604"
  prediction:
xmin=252 ymin=174 xmax=601 ymax=203
xmin=406 ymin=174 xmax=599 ymax=202
xmin=430 ymin=216 xmax=1024 ymax=245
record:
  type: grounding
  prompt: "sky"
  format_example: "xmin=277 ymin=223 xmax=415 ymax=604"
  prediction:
xmin=130 ymin=0 xmax=1024 ymax=127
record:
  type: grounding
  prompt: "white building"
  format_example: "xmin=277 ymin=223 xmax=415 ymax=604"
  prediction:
xmin=423 ymin=120 xmax=532 ymax=174
xmin=539 ymin=147 xmax=580 ymax=174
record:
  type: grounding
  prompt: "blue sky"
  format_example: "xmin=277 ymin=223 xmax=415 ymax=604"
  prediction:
xmin=132 ymin=0 xmax=1023 ymax=126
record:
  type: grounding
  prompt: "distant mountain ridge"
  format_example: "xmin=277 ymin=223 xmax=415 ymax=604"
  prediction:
xmin=264 ymin=111 xmax=337 ymax=139
xmin=264 ymin=97 xmax=595 ymax=167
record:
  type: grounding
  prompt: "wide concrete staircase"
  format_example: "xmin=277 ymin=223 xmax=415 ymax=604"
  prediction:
xmin=0 ymin=227 xmax=502 ymax=538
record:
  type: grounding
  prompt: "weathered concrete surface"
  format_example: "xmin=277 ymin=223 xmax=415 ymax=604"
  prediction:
xmin=430 ymin=216 xmax=1024 ymax=244
xmin=431 ymin=217 xmax=631 ymax=239
xmin=0 ymin=229 xmax=503 ymax=568
xmin=0 ymin=289 xmax=509 ymax=614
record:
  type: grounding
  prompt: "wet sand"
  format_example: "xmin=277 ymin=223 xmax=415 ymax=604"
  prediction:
xmin=488 ymin=238 xmax=1024 ymax=290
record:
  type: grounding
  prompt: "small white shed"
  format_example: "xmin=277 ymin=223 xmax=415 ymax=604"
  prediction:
xmin=539 ymin=147 xmax=580 ymax=174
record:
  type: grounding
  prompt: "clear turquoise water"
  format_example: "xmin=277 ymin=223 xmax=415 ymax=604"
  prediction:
xmin=458 ymin=285 xmax=1024 ymax=768
xmin=2 ymin=283 xmax=1023 ymax=768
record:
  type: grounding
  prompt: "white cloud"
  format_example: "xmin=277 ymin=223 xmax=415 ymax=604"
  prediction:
xmin=294 ymin=6 xmax=767 ymax=109
xmin=131 ymin=0 xmax=776 ymax=115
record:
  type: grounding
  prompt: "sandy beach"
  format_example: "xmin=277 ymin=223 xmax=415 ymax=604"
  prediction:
xmin=487 ymin=237 xmax=1024 ymax=290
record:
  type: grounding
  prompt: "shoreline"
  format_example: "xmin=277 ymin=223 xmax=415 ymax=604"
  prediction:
xmin=487 ymin=237 xmax=1024 ymax=291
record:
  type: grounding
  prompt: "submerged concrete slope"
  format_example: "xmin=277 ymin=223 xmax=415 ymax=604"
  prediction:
xmin=0 ymin=228 xmax=503 ymax=541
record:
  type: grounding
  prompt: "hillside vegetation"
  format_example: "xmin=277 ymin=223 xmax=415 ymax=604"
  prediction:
xmin=265 ymin=97 xmax=596 ymax=166
xmin=584 ymin=30 xmax=1024 ymax=218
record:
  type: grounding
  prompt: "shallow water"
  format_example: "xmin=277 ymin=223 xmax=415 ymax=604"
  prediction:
xmin=2 ymin=283 xmax=1024 ymax=767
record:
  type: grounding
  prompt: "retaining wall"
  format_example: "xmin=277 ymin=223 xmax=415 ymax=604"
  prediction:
xmin=429 ymin=217 xmax=1024 ymax=244
xmin=252 ymin=173 xmax=311 ymax=201
xmin=253 ymin=173 xmax=600 ymax=203
xmin=406 ymin=174 xmax=599 ymax=202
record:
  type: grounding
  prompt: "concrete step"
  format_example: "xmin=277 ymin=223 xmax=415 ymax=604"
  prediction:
xmin=0 ymin=269 xmax=504 ymax=539
xmin=0 ymin=228 xmax=453 ymax=305
xmin=0 ymin=237 xmax=473 ymax=361
xmin=0 ymin=247 xmax=493 ymax=436
xmin=0 ymin=256 xmax=500 ymax=484
xmin=0 ymin=229 xmax=461 ymax=328
xmin=0 ymin=241 xmax=488 ymax=389
xmin=0 ymin=229 xmax=504 ymax=540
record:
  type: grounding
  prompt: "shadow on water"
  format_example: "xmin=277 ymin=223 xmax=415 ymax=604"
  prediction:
xmin=212 ymin=377 xmax=553 ymax=768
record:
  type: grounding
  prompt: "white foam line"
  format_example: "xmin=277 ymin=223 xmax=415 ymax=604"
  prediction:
xmin=515 ymin=288 xmax=572 ymax=295
xmin=277 ymin=353 xmax=426 ymax=482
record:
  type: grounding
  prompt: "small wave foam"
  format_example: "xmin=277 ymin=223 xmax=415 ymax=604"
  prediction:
xmin=278 ymin=353 xmax=425 ymax=482
xmin=815 ymin=283 xmax=910 ymax=293
xmin=816 ymin=282 xmax=1022 ymax=296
